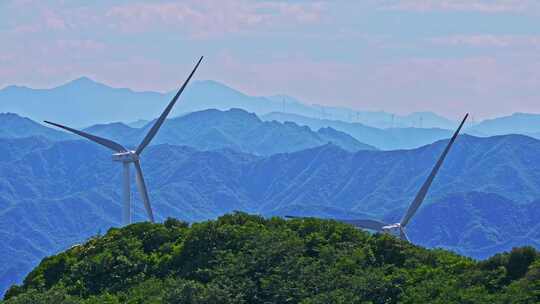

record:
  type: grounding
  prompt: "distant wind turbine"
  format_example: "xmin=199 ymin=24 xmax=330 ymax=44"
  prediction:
xmin=287 ymin=113 xmax=468 ymax=242
xmin=45 ymin=56 xmax=204 ymax=225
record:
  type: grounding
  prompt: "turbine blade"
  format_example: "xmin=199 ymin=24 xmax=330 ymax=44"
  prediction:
xmin=399 ymin=227 xmax=410 ymax=242
xmin=400 ymin=113 xmax=469 ymax=227
xmin=44 ymin=120 xmax=127 ymax=153
xmin=133 ymin=160 xmax=155 ymax=223
xmin=136 ymin=56 xmax=204 ymax=155
xmin=338 ymin=219 xmax=386 ymax=231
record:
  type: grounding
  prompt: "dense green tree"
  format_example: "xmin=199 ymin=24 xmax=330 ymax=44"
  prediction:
xmin=3 ymin=213 xmax=539 ymax=303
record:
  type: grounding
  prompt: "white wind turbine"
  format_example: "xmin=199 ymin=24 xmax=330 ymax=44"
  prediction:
xmin=287 ymin=113 xmax=468 ymax=242
xmin=45 ymin=56 xmax=203 ymax=225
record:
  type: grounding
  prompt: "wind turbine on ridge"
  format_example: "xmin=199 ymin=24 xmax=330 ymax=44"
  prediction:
xmin=287 ymin=113 xmax=468 ymax=242
xmin=45 ymin=56 xmax=204 ymax=225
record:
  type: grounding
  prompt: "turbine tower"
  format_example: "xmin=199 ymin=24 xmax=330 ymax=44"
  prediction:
xmin=44 ymin=56 xmax=204 ymax=225
xmin=287 ymin=113 xmax=468 ymax=242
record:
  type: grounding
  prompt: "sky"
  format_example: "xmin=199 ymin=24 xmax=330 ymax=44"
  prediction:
xmin=1 ymin=0 xmax=540 ymax=119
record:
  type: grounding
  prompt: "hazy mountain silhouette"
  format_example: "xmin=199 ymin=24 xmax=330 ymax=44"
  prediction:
xmin=469 ymin=113 xmax=540 ymax=137
xmin=0 ymin=78 xmax=165 ymax=128
xmin=263 ymin=112 xmax=459 ymax=150
xmin=0 ymin=77 xmax=458 ymax=129
xmin=0 ymin=110 xmax=376 ymax=155
xmin=83 ymin=108 xmax=376 ymax=155
xmin=0 ymin=113 xmax=71 ymax=140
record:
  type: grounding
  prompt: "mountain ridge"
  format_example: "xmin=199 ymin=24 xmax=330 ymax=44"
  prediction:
xmin=1 ymin=129 xmax=540 ymax=294
xmin=0 ymin=110 xmax=377 ymax=155
xmin=263 ymin=111 xmax=461 ymax=150
xmin=0 ymin=77 xmax=459 ymax=129
xmin=2 ymin=213 xmax=539 ymax=303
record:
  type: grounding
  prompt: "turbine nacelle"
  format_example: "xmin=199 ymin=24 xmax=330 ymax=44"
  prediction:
xmin=112 ymin=151 xmax=139 ymax=163
xmin=382 ymin=223 xmax=409 ymax=241
xmin=382 ymin=223 xmax=401 ymax=231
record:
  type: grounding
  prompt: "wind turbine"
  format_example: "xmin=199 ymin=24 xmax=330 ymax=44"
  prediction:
xmin=287 ymin=113 xmax=468 ymax=242
xmin=44 ymin=56 xmax=204 ymax=225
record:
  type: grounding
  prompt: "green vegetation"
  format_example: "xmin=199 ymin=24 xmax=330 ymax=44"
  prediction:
xmin=3 ymin=213 xmax=539 ymax=303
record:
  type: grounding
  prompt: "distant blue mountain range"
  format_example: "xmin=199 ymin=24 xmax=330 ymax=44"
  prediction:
xmin=85 ymin=108 xmax=377 ymax=154
xmin=0 ymin=77 xmax=164 ymax=128
xmin=0 ymin=113 xmax=70 ymax=140
xmin=1 ymin=132 xmax=540 ymax=294
xmin=468 ymin=112 xmax=540 ymax=138
xmin=406 ymin=191 xmax=540 ymax=259
xmin=3 ymin=77 xmax=539 ymax=147
xmin=263 ymin=112 xmax=460 ymax=150
xmin=0 ymin=111 xmax=375 ymax=154
xmin=0 ymin=77 xmax=457 ymax=129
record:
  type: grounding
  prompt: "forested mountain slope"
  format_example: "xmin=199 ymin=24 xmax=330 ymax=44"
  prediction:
xmin=84 ymin=108 xmax=376 ymax=155
xmin=3 ymin=214 xmax=539 ymax=303
xmin=1 ymin=134 xmax=540 ymax=294
xmin=0 ymin=110 xmax=376 ymax=155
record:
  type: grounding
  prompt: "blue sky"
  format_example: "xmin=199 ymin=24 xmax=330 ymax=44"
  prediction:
xmin=1 ymin=0 xmax=540 ymax=119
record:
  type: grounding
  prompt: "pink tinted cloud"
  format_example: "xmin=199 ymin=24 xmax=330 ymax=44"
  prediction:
xmin=43 ymin=9 xmax=67 ymax=30
xmin=105 ymin=1 xmax=325 ymax=37
xmin=55 ymin=39 xmax=106 ymax=53
xmin=8 ymin=4 xmax=68 ymax=33
xmin=11 ymin=24 xmax=41 ymax=34
xmin=0 ymin=36 xmax=109 ymax=89
xmin=381 ymin=0 xmax=540 ymax=14
xmin=430 ymin=35 xmax=540 ymax=48
xmin=6 ymin=1 xmax=324 ymax=38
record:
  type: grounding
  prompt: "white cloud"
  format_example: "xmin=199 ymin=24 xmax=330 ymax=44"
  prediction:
xmin=4 ymin=1 xmax=325 ymax=39
xmin=381 ymin=0 xmax=540 ymax=14
xmin=104 ymin=1 xmax=325 ymax=38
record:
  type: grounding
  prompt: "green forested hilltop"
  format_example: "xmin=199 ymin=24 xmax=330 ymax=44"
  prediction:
xmin=3 ymin=213 xmax=539 ymax=303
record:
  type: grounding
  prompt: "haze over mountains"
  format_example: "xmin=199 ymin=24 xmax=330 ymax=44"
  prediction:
xmin=263 ymin=112 xmax=458 ymax=150
xmin=0 ymin=113 xmax=70 ymax=140
xmin=3 ymin=77 xmax=540 ymax=145
xmin=84 ymin=108 xmax=376 ymax=155
xmin=468 ymin=113 xmax=540 ymax=137
xmin=1 ymin=111 xmax=375 ymax=155
xmin=0 ymin=77 xmax=458 ymax=129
